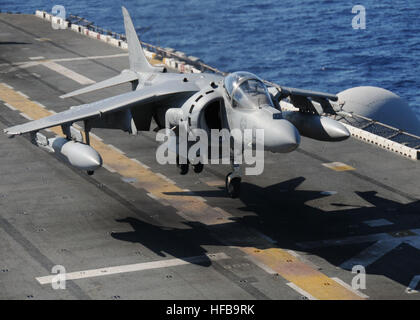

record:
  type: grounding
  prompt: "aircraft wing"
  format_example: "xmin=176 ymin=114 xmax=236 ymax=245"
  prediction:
xmin=277 ymin=86 xmax=338 ymax=102
xmin=266 ymin=82 xmax=339 ymax=114
xmin=4 ymin=80 xmax=199 ymax=135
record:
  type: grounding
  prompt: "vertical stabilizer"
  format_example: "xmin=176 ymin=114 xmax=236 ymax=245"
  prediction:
xmin=122 ymin=6 xmax=156 ymax=73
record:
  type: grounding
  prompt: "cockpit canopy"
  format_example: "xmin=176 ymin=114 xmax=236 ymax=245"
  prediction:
xmin=224 ymin=71 xmax=274 ymax=110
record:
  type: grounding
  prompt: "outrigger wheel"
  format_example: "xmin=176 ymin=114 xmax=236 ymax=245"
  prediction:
xmin=225 ymin=172 xmax=241 ymax=198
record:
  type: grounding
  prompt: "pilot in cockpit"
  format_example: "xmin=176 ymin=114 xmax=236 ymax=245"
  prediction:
xmin=224 ymin=71 xmax=274 ymax=110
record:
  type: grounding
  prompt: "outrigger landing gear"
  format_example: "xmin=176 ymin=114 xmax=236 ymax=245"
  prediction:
xmin=225 ymin=164 xmax=241 ymax=198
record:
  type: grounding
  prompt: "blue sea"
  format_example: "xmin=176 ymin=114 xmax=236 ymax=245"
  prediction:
xmin=2 ymin=0 xmax=420 ymax=120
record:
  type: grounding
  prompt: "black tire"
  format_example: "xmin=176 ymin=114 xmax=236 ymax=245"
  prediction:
xmin=179 ymin=163 xmax=189 ymax=175
xmin=193 ymin=163 xmax=204 ymax=173
xmin=177 ymin=156 xmax=189 ymax=175
xmin=87 ymin=170 xmax=94 ymax=176
xmin=226 ymin=175 xmax=241 ymax=198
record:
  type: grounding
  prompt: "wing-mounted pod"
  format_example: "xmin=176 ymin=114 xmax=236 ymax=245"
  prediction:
xmin=32 ymin=129 xmax=102 ymax=175
xmin=281 ymin=111 xmax=350 ymax=142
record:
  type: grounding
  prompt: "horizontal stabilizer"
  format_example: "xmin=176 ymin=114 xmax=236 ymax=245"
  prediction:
xmin=60 ymin=70 xmax=138 ymax=99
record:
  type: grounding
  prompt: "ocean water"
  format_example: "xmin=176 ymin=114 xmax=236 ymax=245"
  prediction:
xmin=2 ymin=0 xmax=420 ymax=120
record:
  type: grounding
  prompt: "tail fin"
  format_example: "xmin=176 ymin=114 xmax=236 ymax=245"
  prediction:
xmin=122 ymin=6 xmax=156 ymax=73
xmin=60 ymin=7 xmax=159 ymax=99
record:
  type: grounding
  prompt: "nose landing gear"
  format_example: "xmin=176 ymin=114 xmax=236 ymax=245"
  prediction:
xmin=225 ymin=164 xmax=242 ymax=198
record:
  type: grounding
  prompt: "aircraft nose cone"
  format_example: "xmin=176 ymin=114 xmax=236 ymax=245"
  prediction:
xmin=265 ymin=119 xmax=300 ymax=153
xmin=84 ymin=151 xmax=103 ymax=167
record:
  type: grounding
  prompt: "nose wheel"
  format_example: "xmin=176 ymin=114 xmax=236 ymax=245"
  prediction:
xmin=225 ymin=173 xmax=241 ymax=198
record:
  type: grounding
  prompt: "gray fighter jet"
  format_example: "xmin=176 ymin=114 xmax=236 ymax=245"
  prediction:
xmin=4 ymin=7 xmax=351 ymax=198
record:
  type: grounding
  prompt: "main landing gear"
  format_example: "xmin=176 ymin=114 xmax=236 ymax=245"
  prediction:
xmin=193 ymin=162 xmax=204 ymax=173
xmin=176 ymin=156 xmax=204 ymax=175
xmin=176 ymin=156 xmax=189 ymax=175
xmin=175 ymin=155 xmax=242 ymax=198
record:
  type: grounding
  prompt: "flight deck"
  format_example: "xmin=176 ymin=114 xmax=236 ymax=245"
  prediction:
xmin=0 ymin=13 xmax=420 ymax=300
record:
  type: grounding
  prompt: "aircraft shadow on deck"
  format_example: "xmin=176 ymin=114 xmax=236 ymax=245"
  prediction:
xmin=112 ymin=176 xmax=420 ymax=289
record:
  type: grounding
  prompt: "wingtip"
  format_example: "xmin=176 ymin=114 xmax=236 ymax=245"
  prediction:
xmin=3 ymin=128 xmax=16 ymax=137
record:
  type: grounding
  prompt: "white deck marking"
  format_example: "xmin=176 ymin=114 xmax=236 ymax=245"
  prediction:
xmin=155 ymin=173 xmax=177 ymax=185
xmin=254 ymin=230 xmax=277 ymax=244
xmin=4 ymin=53 xmax=128 ymax=68
xmin=286 ymin=250 xmax=300 ymax=257
xmin=297 ymin=233 xmax=391 ymax=249
xmin=286 ymin=282 xmax=317 ymax=300
xmin=299 ymin=229 xmax=420 ymax=249
xmin=107 ymin=144 xmax=125 ymax=155
xmin=405 ymin=275 xmax=420 ymax=294
xmin=29 ymin=56 xmax=45 ymax=60
xmin=32 ymin=101 xmax=46 ymax=109
xmin=102 ymin=164 xmax=116 ymax=173
xmin=130 ymin=158 xmax=150 ymax=169
xmin=19 ymin=113 xmax=33 ymax=120
xmin=363 ymin=219 xmax=394 ymax=227
xmin=320 ymin=191 xmax=337 ymax=196
xmin=298 ymin=229 xmax=420 ymax=270
xmin=89 ymin=133 xmax=103 ymax=141
xmin=404 ymin=237 xmax=420 ymax=250
xmin=146 ymin=192 xmax=160 ymax=201
xmin=42 ymin=61 xmax=95 ymax=85
xmin=3 ymin=102 xmax=17 ymax=111
xmin=331 ymin=277 xmax=369 ymax=299
xmin=244 ymin=255 xmax=277 ymax=275
xmin=16 ymin=91 xmax=29 ymax=98
xmin=1 ymin=83 xmax=14 ymax=89
xmin=36 ymin=252 xmax=230 ymax=284
xmin=52 ymin=53 xmax=128 ymax=62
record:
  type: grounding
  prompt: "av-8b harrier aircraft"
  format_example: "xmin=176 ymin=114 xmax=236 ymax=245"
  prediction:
xmin=5 ymin=7 xmax=354 ymax=198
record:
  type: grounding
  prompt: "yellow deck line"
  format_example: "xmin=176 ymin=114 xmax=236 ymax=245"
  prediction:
xmin=0 ymin=83 xmax=364 ymax=299
xmin=241 ymin=248 xmax=363 ymax=300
